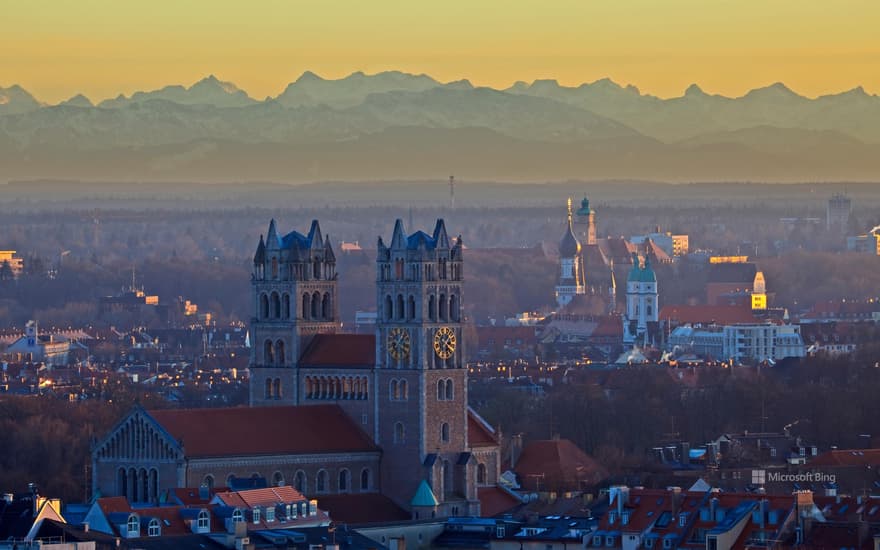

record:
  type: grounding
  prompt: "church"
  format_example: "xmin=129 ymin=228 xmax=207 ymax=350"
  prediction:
xmin=91 ymin=218 xmax=502 ymax=520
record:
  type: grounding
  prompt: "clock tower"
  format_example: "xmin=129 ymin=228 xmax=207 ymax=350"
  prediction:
xmin=375 ymin=219 xmax=476 ymax=515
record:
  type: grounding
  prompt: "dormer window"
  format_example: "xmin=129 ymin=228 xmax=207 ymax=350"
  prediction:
xmin=266 ymin=507 xmax=275 ymax=522
xmin=622 ymin=511 xmax=630 ymax=525
xmin=232 ymin=509 xmax=244 ymax=523
xmin=127 ymin=515 xmax=140 ymax=538
xmin=645 ymin=538 xmax=655 ymax=548
xmin=609 ymin=511 xmax=617 ymax=524
xmin=679 ymin=513 xmax=687 ymax=527
xmin=252 ymin=507 xmax=261 ymax=524
xmin=593 ymin=536 xmax=602 ymax=547
xmin=148 ymin=518 xmax=160 ymax=537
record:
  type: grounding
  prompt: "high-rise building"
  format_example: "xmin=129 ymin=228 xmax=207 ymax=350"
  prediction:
xmin=826 ymin=193 xmax=852 ymax=235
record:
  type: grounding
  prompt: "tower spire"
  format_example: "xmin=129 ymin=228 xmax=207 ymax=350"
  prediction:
xmin=567 ymin=197 xmax=573 ymax=224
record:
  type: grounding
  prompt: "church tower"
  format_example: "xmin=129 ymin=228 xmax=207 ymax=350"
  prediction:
xmin=249 ymin=219 xmax=339 ymax=406
xmin=556 ymin=198 xmax=586 ymax=308
xmin=574 ymin=195 xmax=597 ymax=246
xmin=375 ymin=219 xmax=477 ymax=516
xmin=623 ymin=253 xmax=658 ymax=346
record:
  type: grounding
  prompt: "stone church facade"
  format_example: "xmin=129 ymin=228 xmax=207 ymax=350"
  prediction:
xmin=92 ymin=218 xmax=501 ymax=519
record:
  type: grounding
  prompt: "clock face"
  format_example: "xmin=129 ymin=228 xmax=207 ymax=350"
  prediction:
xmin=433 ymin=327 xmax=457 ymax=359
xmin=387 ymin=328 xmax=410 ymax=360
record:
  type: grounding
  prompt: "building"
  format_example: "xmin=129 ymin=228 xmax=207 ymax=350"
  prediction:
xmin=573 ymin=196 xmax=597 ymax=246
xmin=93 ymin=218 xmax=501 ymax=520
xmin=750 ymin=272 xmax=767 ymax=311
xmin=721 ymin=323 xmax=805 ymax=363
xmin=846 ymin=230 xmax=880 ymax=255
xmin=706 ymin=261 xmax=758 ymax=306
xmin=630 ymin=231 xmax=689 ymax=258
xmin=826 ymin=193 xmax=852 ymax=234
xmin=0 ymin=250 xmax=23 ymax=279
xmin=555 ymin=199 xmax=586 ymax=308
xmin=623 ymin=254 xmax=658 ymax=346
xmin=4 ymin=321 xmax=78 ymax=366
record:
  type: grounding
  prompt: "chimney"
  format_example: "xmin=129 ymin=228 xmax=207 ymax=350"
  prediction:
xmin=668 ymin=486 xmax=682 ymax=516
xmin=83 ymin=522 xmax=90 ymax=533
xmin=710 ymin=497 xmax=719 ymax=520
xmin=680 ymin=442 xmax=691 ymax=466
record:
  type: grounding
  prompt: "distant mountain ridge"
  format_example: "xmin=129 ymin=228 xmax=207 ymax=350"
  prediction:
xmin=1 ymin=71 xmax=879 ymax=181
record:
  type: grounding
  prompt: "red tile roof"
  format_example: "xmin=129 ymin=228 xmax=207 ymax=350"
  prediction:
xmin=214 ymin=486 xmax=307 ymax=509
xmin=660 ymin=305 xmax=758 ymax=325
xmin=514 ymin=439 xmax=608 ymax=491
xmin=807 ymin=448 xmax=880 ymax=467
xmin=478 ymin=487 xmax=521 ymax=518
xmin=313 ymin=493 xmax=409 ymax=525
xmin=299 ymin=334 xmax=375 ymax=367
xmin=148 ymin=405 xmax=378 ymax=458
xmin=468 ymin=409 xmax=498 ymax=447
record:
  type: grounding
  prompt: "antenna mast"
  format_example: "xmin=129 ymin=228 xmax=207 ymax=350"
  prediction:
xmin=449 ymin=175 xmax=455 ymax=210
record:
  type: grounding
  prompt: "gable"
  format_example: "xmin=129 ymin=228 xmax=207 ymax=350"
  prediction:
xmin=93 ymin=406 xmax=184 ymax=463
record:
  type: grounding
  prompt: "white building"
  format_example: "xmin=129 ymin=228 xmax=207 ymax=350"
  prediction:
xmin=623 ymin=253 xmax=658 ymax=346
xmin=722 ymin=323 xmax=805 ymax=363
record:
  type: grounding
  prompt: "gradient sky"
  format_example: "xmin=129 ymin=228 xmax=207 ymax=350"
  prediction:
xmin=3 ymin=0 xmax=879 ymax=104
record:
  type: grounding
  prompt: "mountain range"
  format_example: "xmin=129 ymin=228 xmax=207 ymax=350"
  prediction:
xmin=1 ymin=71 xmax=879 ymax=182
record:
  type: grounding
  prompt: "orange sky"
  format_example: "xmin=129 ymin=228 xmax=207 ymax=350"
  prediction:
xmin=2 ymin=0 xmax=879 ymax=104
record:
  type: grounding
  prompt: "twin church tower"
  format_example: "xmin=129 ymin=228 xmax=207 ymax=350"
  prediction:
xmin=249 ymin=217 xmax=494 ymax=515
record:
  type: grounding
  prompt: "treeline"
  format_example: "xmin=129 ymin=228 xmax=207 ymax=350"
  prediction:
xmin=474 ymin=339 xmax=880 ymax=473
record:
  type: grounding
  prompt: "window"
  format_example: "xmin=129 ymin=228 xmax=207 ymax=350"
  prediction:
xmin=663 ymin=538 xmax=673 ymax=548
xmin=496 ymin=525 xmax=506 ymax=538
xmin=316 ymin=470 xmax=327 ymax=492
xmin=203 ymin=474 xmax=214 ymax=491
xmin=148 ymin=518 xmax=160 ymax=537
xmin=252 ymin=508 xmax=261 ymax=524
xmin=127 ymin=515 xmax=139 ymax=537
xmin=437 ymin=379 xmax=445 ymax=400
xmin=266 ymin=506 xmax=275 ymax=522
xmin=339 ymin=469 xmax=350 ymax=492
xmin=197 ymin=510 xmax=209 ymax=531
xmin=477 ymin=463 xmax=487 ymax=484
xmin=394 ymin=422 xmax=405 ymax=444
xmin=445 ymin=379 xmax=454 ymax=400
xmin=232 ymin=509 xmax=244 ymax=524
xmin=593 ymin=536 xmax=602 ymax=547
xmin=645 ymin=538 xmax=655 ymax=548
xmin=441 ymin=422 xmax=450 ymax=443
xmin=273 ymin=471 xmax=284 ymax=487
xmin=360 ymin=468 xmax=371 ymax=491
xmin=295 ymin=471 xmax=306 ymax=493
xmin=679 ymin=513 xmax=687 ymax=527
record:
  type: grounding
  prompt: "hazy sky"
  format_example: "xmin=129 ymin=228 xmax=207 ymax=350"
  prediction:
xmin=4 ymin=0 xmax=879 ymax=104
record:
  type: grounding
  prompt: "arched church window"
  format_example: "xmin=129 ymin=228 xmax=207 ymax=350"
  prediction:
xmin=275 ymin=340 xmax=285 ymax=366
xmin=439 ymin=294 xmax=447 ymax=321
xmin=273 ymin=378 xmax=282 ymax=399
xmin=385 ymin=295 xmax=393 ymax=321
xmin=322 ymin=293 xmax=331 ymax=320
xmin=312 ymin=291 xmax=321 ymax=319
xmin=393 ymin=422 xmax=405 ymax=444
xmin=260 ymin=293 xmax=269 ymax=320
xmin=477 ymin=463 xmax=487 ymax=484
xmin=302 ymin=293 xmax=310 ymax=320
xmin=264 ymin=340 xmax=274 ymax=365
xmin=441 ymin=422 xmax=450 ymax=443
xmin=445 ymin=379 xmax=454 ymax=400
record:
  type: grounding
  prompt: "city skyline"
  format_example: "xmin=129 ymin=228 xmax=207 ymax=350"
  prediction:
xmin=4 ymin=0 xmax=880 ymax=104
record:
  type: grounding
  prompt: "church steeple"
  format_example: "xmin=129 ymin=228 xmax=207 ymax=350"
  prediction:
xmin=556 ymin=198 xmax=586 ymax=308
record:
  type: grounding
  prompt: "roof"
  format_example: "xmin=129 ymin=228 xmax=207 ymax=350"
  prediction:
xmin=808 ymin=448 xmax=880 ymax=468
xmin=213 ymin=486 xmax=307 ymax=509
xmin=95 ymin=497 xmax=194 ymax=536
xmin=147 ymin=405 xmax=378 ymax=457
xmin=660 ymin=305 xmax=758 ymax=325
xmin=298 ymin=334 xmax=375 ymax=368
xmin=314 ymin=493 xmax=410 ymax=525
xmin=559 ymin=219 xmax=582 ymax=257
xmin=707 ymin=262 xmax=758 ymax=283
xmin=478 ymin=487 xmax=521 ymax=518
xmin=411 ymin=480 xmax=440 ymax=507
xmin=514 ymin=439 xmax=608 ymax=490
xmin=468 ymin=408 xmax=498 ymax=447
